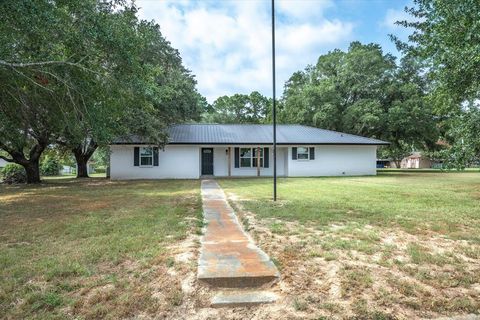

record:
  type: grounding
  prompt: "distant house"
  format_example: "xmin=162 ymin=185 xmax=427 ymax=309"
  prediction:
xmin=376 ymin=159 xmax=392 ymax=168
xmin=109 ymin=124 xmax=389 ymax=179
xmin=62 ymin=165 xmax=74 ymax=174
xmin=377 ymin=152 xmax=442 ymax=169
xmin=400 ymin=152 xmax=433 ymax=169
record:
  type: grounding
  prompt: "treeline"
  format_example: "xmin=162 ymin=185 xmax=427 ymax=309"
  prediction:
xmin=203 ymin=0 xmax=480 ymax=168
xmin=0 ymin=0 xmax=205 ymax=183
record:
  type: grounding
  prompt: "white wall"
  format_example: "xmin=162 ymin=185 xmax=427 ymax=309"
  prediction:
xmin=109 ymin=144 xmax=377 ymax=179
xmin=287 ymin=145 xmax=377 ymax=177
xmin=110 ymin=145 xmax=200 ymax=179
xmin=213 ymin=147 xmax=228 ymax=176
xmin=0 ymin=158 xmax=7 ymax=168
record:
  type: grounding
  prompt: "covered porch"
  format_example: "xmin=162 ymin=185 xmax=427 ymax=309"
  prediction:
xmin=201 ymin=145 xmax=288 ymax=177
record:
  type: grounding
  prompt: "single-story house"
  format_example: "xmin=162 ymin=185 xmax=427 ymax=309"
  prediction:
xmin=109 ymin=124 xmax=388 ymax=179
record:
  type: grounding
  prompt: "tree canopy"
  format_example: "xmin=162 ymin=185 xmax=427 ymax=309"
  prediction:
xmin=0 ymin=0 xmax=204 ymax=182
xmin=395 ymin=0 xmax=480 ymax=167
xmin=203 ymin=91 xmax=272 ymax=124
xmin=280 ymin=42 xmax=438 ymax=164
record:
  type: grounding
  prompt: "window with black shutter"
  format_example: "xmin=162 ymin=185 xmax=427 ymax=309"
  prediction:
xmin=234 ymin=148 xmax=240 ymax=168
xmin=134 ymin=147 xmax=139 ymax=166
xmin=263 ymin=148 xmax=269 ymax=168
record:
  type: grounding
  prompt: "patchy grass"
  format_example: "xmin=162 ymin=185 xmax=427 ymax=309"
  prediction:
xmin=340 ymin=266 xmax=373 ymax=298
xmin=0 ymin=178 xmax=201 ymax=319
xmin=220 ymin=172 xmax=480 ymax=319
xmin=219 ymin=172 xmax=480 ymax=241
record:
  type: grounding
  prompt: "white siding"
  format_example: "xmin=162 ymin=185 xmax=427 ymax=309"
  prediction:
xmin=213 ymin=147 xmax=228 ymax=176
xmin=109 ymin=145 xmax=377 ymax=179
xmin=287 ymin=145 xmax=377 ymax=176
xmin=110 ymin=145 xmax=200 ymax=179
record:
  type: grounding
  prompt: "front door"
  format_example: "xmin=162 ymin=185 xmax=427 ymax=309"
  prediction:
xmin=201 ymin=148 xmax=214 ymax=175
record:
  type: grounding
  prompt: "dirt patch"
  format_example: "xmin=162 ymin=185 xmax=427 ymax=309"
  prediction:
xmin=215 ymin=194 xmax=480 ymax=320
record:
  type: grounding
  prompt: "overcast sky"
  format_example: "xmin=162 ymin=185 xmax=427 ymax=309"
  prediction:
xmin=137 ymin=0 xmax=413 ymax=102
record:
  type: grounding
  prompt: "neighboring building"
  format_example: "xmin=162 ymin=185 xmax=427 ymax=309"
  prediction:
xmin=400 ymin=152 xmax=432 ymax=169
xmin=62 ymin=165 xmax=74 ymax=174
xmin=109 ymin=124 xmax=389 ymax=180
xmin=376 ymin=159 xmax=392 ymax=168
xmin=377 ymin=152 xmax=443 ymax=169
xmin=0 ymin=158 xmax=7 ymax=168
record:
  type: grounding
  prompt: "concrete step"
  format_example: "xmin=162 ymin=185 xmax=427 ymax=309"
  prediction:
xmin=199 ymin=273 xmax=278 ymax=288
xmin=198 ymin=242 xmax=280 ymax=287
xmin=211 ymin=290 xmax=277 ymax=308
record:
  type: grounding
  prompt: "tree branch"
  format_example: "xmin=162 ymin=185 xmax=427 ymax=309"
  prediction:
xmin=0 ymin=154 xmax=14 ymax=162
xmin=0 ymin=59 xmax=86 ymax=69
xmin=0 ymin=59 xmax=102 ymax=76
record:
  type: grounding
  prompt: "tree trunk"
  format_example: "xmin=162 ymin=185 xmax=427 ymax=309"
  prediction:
xmin=24 ymin=160 xmax=41 ymax=183
xmin=75 ymin=154 xmax=89 ymax=178
xmin=394 ymin=160 xmax=402 ymax=168
xmin=0 ymin=140 xmax=46 ymax=184
xmin=72 ymin=140 xmax=98 ymax=178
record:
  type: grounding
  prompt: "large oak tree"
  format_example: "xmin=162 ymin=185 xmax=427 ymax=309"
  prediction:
xmin=280 ymin=42 xmax=438 ymax=165
xmin=394 ymin=0 xmax=480 ymax=168
xmin=0 ymin=0 xmax=203 ymax=182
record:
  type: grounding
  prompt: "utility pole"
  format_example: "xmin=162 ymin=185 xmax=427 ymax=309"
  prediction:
xmin=271 ymin=0 xmax=277 ymax=201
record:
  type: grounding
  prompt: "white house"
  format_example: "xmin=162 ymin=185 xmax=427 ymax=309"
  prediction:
xmin=109 ymin=124 xmax=388 ymax=180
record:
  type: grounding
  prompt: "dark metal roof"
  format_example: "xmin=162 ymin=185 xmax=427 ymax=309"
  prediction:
xmin=112 ymin=124 xmax=389 ymax=145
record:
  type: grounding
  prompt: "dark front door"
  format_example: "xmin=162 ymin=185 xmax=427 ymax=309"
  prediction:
xmin=201 ymin=148 xmax=214 ymax=175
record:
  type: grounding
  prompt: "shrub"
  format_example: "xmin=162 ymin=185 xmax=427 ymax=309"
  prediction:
xmin=40 ymin=156 xmax=62 ymax=176
xmin=1 ymin=163 xmax=27 ymax=184
xmin=95 ymin=167 xmax=106 ymax=173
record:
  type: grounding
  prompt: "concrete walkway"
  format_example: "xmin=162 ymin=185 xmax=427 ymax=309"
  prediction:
xmin=198 ymin=179 xmax=279 ymax=288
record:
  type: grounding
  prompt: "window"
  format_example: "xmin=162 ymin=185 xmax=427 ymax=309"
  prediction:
xmin=239 ymin=148 xmax=264 ymax=168
xmin=297 ymin=147 xmax=309 ymax=160
xmin=240 ymin=148 xmax=252 ymax=167
xmin=140 ymin=147 xmax=153 ymax=166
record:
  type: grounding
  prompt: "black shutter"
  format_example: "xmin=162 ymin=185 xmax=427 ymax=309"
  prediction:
xmin=263 ymin=148 xmax=269 ymax=168
xmin=153 ymin=147 xmax=159 ymax=166
xmin=134 ymin=147 xmax=139 ymax=166
xmin=309 ymin=147 xmax=315 ymax=160
xmin=292 ymin=147 xmax=297 ymax=160
xmin=234 ymin=148 xmax=239 ymax=168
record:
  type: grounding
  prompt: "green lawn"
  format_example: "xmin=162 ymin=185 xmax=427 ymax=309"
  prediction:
xmin=1 ymin=173 xmax=479 ymax=319
xmin=0 ymin=178 xmax=201 ymax=319
xmin=218 ymin=172 xmax=480 ymax=318
xmin=218 ymin=172 xmax=480 ymax=240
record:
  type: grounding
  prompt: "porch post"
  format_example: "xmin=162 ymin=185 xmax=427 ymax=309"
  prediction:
xmin=228 ymin=147 xmax=231 ymax=177
xmin=257 ymin=147 xmax=260 ymax=177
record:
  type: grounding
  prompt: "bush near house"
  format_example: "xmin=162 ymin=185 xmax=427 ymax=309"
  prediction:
xmin=0 ymin=163 xmax=27 ymax=184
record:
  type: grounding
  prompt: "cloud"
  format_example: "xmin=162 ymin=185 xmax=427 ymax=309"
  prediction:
xmin=277 ymin=0 xmax=333 ymax=20
xmin=382 ymin=8 xmax=411 ymax=30
xmin=137 ymin=0 xmax=353 ymax=102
